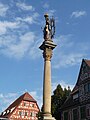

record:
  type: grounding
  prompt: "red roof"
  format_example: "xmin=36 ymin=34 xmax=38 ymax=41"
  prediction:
xmin=6 ymin=92 xmax=36 ymax=110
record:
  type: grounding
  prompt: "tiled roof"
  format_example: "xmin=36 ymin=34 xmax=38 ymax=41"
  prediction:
xmin=61 ymin=95 xmax=80 ymax=110
xmin=0 ymin=92 xmax=37 ymax=118
xmin=71 ymin=85 xmax=78 ymax=94
xmin=21 ymin=92 xmax=36 ymax=102
xmin=84 ymin=59 xmax=90 ymax=67
xmin=6 ymin=92 xmax=36 ymax=110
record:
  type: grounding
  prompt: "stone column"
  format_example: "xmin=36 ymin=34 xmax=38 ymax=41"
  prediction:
xmin=43 ymin=47 xmax=52 ymax=116
xmin=39 ymin=14 xmax=56 ymax=120
xmin=39 ymin=40 xmax=56 ymax=120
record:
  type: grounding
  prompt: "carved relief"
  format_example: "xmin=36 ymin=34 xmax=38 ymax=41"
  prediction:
xmin=43 ymin=48 xmax=52 ymax=61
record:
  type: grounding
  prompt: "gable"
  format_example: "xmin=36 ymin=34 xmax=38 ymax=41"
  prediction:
xmin=61 ymin=59 xmax=90 ymax=111
xmin=0 ymin=92 xmax=39 ymax=119
xmin=77 ymin=59 xmax=90 ymax=85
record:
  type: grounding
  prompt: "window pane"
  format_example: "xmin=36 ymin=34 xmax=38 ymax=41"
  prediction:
xmin=87 ymin=109 xmax=89 ymax=116
xmin=32 ymin=104 xmax=34 ymax=107
xmin=80 ymin=106 xmax=86 ymax=119
xmin=73 ymin=109 xmax=78 ymax=120
xmin=19 ymin=111 xmax=25 ymax=116
xmin=84 ymin=84 xmax=88 ymax=93
xmin=25 ymin=112 xmax=27 ymax=116
xmin=30 ymin=112 xmax=32 ymax=117
xmin=64 ymin=112 xmax=68 ymax=120
xmin=19 ymin=111 xmax=21 ymax=116
xmin=24 ymin=102 xmax=26 ymax=106
xmin=88 ymin=83 xmax=90 ymax=92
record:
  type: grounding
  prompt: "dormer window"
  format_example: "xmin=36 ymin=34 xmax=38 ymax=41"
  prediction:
xmin=73 ymin=93 xmax=79 ymax=100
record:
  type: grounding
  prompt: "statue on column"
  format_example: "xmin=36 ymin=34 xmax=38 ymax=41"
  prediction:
xmin=43 ymin=14 xmax=55 ymax=41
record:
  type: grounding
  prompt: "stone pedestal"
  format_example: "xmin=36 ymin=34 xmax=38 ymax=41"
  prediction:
xmin=43 ymin=116 xmax=56 ymax=120
xmin=39 ymin=40 xmax=56 ymax=120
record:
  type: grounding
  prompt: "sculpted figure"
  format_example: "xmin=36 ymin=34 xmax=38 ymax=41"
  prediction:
xmin=43 ymin=14 xmax=55 ymax=40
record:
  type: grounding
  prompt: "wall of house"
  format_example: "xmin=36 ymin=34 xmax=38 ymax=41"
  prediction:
xmin=62 ymin=104 xmax=90 ymax=120
xmin=9 ymin=100 xmax=39 ymax=120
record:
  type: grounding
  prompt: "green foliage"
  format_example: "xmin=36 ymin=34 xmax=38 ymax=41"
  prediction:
xmin=37 ymin=111 xmax=43 ymax=120
xmin=38 ymin=106 xmax=43 ymax=120
xmin=51 ymin=84 xmax=71 ymax=120
xmin=38 ymin=84 xmax=71 ymax=120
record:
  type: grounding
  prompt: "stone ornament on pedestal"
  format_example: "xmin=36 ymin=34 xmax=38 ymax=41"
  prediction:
xmin=39 ymin=14 xmax=56 ymax=120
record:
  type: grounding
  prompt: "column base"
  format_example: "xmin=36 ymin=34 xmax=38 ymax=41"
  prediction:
xmin=43 ymin=113 xmax=56 ymax=120
xmin=43 ymin=116 xmax=56 ymax=120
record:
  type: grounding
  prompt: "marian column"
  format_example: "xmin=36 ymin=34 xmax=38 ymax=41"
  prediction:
xmin=39 ymin=14 xmax=56 ymax=120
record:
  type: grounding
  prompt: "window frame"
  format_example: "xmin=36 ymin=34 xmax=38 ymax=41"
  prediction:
xmin=64 ymin=111 xmax=68 ymax=120
xmin=80 ymin=106 xmax=86 ymax=119
xmin=73 ymin=108 xmax=78 ymax=120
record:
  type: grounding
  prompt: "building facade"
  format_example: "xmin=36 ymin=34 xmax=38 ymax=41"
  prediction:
xmin=0 ymin=92 xmax=39 ymax=120
xmin=61 ymin=59 xmax=90 ymax=120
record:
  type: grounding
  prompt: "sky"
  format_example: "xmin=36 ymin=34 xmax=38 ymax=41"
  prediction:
xmin=0 ymin=0 xmax=90 ymax=113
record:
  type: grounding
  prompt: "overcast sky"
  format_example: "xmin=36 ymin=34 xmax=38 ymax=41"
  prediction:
xmin=0 ymin=0 xmax=90 ymax=112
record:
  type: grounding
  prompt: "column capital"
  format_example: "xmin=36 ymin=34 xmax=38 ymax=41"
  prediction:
xmin=43 ymin=47 xmax=52 ymax=61
xmin=39 ymin=40 xmax=57 ymax=51
xmin=39 ymin=40 xmax=56 ymax=61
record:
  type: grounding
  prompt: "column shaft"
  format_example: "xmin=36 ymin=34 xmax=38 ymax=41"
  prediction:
xmin=43 ymin=60 xmax=51 ymax=114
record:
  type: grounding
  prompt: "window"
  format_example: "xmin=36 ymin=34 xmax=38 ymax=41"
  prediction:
xmin=19 ymin=111 xmax=22 ymax=116
xmin=84 ymin=83 xmax=90 ymax=93
xmin=73 ymin=109 xmax=78 ymax=120
xmin=73 ymin=93 xmax=78 ymax=100
xmin=32 ymin=112 xmax=35 ymax=117
xmin=19 ymin=111 xmax=24 ymax=116
xmin=80 ymin=106 xmax=86 ymax=119
xmin=84 ymin=84 xmax=88 ymax=93
xmin=24 ymin=102 xmax=26 ymax=106
xmin=89 ymin=83 xmax=90 ymax=92
xmin=32 ymin=104 xmax=34 ymax=107
xmin=87 ymin=108 xmax=90 ymax=117
xmin=30 ymin=112 xmax=35 ymax=117
xmin=30 ymin=103 xmax=34 ymax=107
xmin=30 ymin=112 xmax=32 ymax=117
xmin=25 ymin=112 xmax=27 ymax=116
xmin=84 ymin=73 xmax=88 ymax=79
xmin=64 ymin=112 xmax=68 ymax=120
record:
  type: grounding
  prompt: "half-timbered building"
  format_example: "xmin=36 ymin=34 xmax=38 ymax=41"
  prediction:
xmin=0 ymin=92 xmax=39 ymax=120
xmin=61 ymin=59 xmax=90 ymax=120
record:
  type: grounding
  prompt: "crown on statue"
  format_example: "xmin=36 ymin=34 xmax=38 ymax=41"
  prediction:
xmin=44 ymin=13 xmax=49 ymax=18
